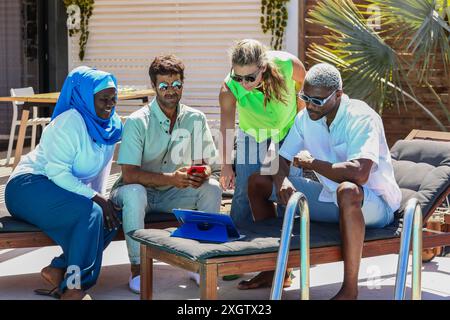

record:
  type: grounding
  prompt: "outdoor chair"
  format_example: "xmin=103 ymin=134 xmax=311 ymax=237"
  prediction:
xmin=5 ymin=87 xmax=51 ymax=165
xmin=131 ymin=130 xmax=450 ymax=300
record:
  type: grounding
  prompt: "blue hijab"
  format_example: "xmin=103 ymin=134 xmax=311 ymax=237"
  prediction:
xmin=52 ymin=66 xmax=123 ymax=145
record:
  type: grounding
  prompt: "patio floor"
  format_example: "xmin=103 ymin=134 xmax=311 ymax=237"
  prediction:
xmin=0 ymin=148 xmax=449 ymax=300
xmin=1 ymin=242 xmax=450 ymax=300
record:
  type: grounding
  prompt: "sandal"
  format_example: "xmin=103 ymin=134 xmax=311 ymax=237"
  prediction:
xmin=222 ymin=274 xmax=241 ymax=281
xmin=34 ymin=287 xmax=61 ymax=299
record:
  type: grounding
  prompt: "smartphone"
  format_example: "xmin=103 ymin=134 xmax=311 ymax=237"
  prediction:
xmin=187 ymin=165 xmax=206 ymax=175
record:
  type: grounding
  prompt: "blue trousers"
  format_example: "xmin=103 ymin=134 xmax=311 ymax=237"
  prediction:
xmin=5 ymin=174 xmax=118 ymax=292
xmin=230 ymin=130 xmax=302 ymax=226
xmin=270 ymin=176 xmax=394 ymax=228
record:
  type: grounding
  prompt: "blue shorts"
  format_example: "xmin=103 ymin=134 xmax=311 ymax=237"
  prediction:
xmin=270 ymin=176 xmax=394 ymax=229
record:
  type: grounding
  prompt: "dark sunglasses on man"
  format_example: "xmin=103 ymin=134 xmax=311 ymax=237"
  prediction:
xmin=230 ymin=67 xmax=262 ymax=83
xmin=298 ymin=89 xmax=337 ymax=107
xmin=158 ymin=80 xmax=183 ymax=91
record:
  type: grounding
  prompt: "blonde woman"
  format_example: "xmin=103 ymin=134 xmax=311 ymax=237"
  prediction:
xmin=219 ymin=39 xmax=306 ymax=289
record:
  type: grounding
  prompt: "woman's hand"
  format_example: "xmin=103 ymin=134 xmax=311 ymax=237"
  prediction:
xmin=92 ymin=194 xmax=121 ymax=231
xmin=219 ymin=164 xmax=235 ymax=190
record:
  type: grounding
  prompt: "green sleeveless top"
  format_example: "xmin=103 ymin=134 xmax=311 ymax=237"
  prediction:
xmin=225 ymin=51 xmax=297 ymax=143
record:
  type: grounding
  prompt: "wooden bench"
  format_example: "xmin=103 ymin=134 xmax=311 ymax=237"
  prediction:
xmin=0 ymin=172 xmax=179 ymax=249
xmin=0 ymin=170 xmax=233 ymax=249
xmin=0 ymin=212 xmax=179 ymax=249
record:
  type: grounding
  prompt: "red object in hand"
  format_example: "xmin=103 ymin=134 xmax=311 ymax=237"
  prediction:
xmin=187 ymin=166 xmax=206 ymax=175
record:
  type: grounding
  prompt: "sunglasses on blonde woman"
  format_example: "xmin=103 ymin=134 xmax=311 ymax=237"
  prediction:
xmin=230 ymin=68 xmax=262 ymax=83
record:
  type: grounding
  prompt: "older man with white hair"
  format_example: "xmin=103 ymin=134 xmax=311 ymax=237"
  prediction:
xmin=245 ymin=63 xmax=401 ymax=299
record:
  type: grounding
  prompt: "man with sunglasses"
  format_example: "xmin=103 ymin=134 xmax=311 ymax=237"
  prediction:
xmin=247 ymin=63 xmax=401 ymax=299
xmin=109 ymin=54 xmax=222 ymax=294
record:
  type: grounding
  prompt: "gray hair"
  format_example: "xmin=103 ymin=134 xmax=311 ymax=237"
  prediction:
xmin=304 ymin=63 xmax=342 ymax=91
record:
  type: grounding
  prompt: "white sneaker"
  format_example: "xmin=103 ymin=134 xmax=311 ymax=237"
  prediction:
xmin=129 ymin=275 xmax=140 ymax=294
xmin=188 ymin=271 xmax=200 ymax=286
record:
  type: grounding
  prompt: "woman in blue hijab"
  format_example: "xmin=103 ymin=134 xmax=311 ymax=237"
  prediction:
xmin=5 ymin=66 xmax=123 ymax=300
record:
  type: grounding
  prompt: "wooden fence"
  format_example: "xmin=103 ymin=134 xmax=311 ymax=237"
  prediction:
xmin=298 ymin=0 xmax=450 ymax=146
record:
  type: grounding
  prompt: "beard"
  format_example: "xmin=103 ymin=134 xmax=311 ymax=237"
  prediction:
xmin=156 ymin=93 xmax=181 ymax=109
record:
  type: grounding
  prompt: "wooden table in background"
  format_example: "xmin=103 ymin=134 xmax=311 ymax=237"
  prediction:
xmin=0 ymin=89 xmax=155 ymax=168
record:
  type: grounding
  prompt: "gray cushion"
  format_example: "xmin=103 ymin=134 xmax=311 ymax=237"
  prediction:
xmin=130 ymin=217 xmax=400 ymax=262
xmin=129 ymin=138 xmax=450 ymax=262
xmin=391 ymin=139 xmax=450 ymax=219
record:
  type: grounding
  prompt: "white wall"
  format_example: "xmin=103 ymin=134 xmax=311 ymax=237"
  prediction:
xmin=67 ymin=0 xmax=299 ymax=115
xmin=285 ymin=0 xmax=299 ymax=57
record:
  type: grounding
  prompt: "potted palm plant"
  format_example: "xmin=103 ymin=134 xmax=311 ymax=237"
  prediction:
xmin=306 ymin=0 xmax=450 ymax=131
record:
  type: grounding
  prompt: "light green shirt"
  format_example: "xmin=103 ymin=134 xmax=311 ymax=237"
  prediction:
xmin=225 ymin=51 xmax=298 ymax=143
xmin=112 ymin=98 xmax=218 ymax=191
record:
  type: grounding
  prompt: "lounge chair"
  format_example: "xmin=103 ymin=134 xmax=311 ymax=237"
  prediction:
xmin=131 ymin=130 xmax=450 ymax=300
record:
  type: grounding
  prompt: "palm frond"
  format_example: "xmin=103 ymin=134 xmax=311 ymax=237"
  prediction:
xmin=306 ymin=0 xmax=402 ymax=111
xmin=306 ymin=0 xmax=448 ymax=130
xmin=369 ymin=0 xmax=450 ymax=81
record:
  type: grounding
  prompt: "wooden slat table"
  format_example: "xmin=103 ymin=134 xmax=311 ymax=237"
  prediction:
xmin=0 ymin=89 xmax=155 ymax=168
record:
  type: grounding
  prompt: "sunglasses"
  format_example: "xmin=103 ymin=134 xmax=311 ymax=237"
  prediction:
xmin=298 ymin=89 xmax=337 ymax=107
xmin=158 ymin=80 xmax=183 ymax=91
xmin=230 ymin=68 xmax=262 ymax=83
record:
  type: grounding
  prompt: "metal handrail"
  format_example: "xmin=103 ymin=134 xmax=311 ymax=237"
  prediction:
xmin=270 ymin=192 xmax=310 ymax=300
xmin=394 ymin=198 xmax=423 ymax=300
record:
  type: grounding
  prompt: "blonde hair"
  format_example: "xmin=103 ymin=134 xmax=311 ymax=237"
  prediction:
xmin=230 ymin=39 xmax=288 ymax=106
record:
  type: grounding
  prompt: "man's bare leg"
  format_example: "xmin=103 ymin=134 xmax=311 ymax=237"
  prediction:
xmin=238 ymin=173 xmax=291 ymax=290
xmin=332 ymin=182 xmax=365 ymax=300
xmin=248 ymin=173 xmax=276 ymax=221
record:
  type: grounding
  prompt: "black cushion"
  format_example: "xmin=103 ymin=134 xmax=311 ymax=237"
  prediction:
xmin=391 ymin=139 xmax=450 ymax=219
xmin=0 ymin=201 xmax=177 ymax=233
xmin=0 ymin=203 xmax=41 ymax=232
xmin=144 ymin=211 xmax=176 ymax=224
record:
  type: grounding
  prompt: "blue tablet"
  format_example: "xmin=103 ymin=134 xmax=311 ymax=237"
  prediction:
xmin=171 ymin=209 xmax=245 ymax=243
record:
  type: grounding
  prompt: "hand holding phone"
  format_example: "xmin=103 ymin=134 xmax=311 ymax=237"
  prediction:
xmin=187 ymin=165 xmax=206 ymax=175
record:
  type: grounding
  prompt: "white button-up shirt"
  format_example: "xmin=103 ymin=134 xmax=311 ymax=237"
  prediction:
xmin=279 ymin=94 xmax=401 ymax=212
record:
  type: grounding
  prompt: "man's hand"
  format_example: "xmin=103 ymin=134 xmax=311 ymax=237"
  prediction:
xmin=171 ymin=166 xmax=211 ymax=189
xmin=293 ymin=150 xmax=315 ymax=170
xmin=187 ymin=165 xmax=211 ymax=189
xmin=277 ymin=177 xmax=297 ymax=206
xmin=171 ymin=167 xmax=191 ymax=188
